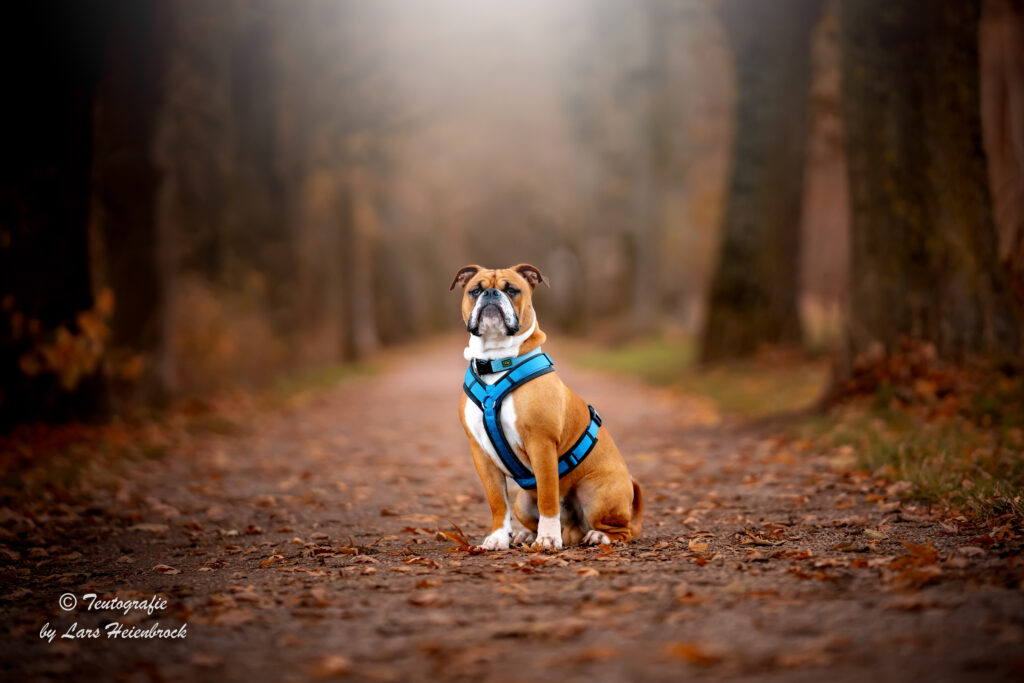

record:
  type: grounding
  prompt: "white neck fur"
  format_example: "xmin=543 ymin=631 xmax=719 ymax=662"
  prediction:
xmin=464 ymin=319 xmax=537 ymax=361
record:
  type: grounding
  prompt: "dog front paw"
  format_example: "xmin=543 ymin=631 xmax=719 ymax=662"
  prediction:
xmin=534 ymin=532 xmax=562 ymax=550
xmin=480 ymin=529 xmax=510 ymax=551
xmin=511 ymin=529 xmax=536 ymax=545
xmin=533 ymin=515 xmax=562 ymax=550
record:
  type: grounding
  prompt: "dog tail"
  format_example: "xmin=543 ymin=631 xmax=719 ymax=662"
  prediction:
xmin=629 ymin=478 xmax=643 ymax=539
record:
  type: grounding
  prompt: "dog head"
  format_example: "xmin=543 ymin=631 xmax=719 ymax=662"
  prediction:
xmin=449 ymin=264 xmax=548 ymax=338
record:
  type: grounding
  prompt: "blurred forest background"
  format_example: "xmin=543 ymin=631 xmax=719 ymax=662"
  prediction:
xmin=1 ymin=0 xmax=1024 ymax=428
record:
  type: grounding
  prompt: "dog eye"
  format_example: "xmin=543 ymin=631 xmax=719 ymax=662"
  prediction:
xmin=504 ymin=285 xmax=519 ymax=297
xmin=470 ymin=287 xmax=483 ymax=298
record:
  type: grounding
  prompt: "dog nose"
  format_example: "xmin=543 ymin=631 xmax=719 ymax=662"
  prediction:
xmin=482 ymin=288 xmax=501 ymax=299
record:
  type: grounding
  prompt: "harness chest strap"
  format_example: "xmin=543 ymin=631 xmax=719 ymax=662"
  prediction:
xmin=463 ymin=349 xmax=602 ymax=490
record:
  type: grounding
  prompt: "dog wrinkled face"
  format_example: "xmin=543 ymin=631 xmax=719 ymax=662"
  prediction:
xmin=449 ymin=264 xmax=547 ymax=338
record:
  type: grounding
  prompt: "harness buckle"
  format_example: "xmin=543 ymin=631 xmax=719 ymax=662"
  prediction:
xmin=589 ymin=405 xmax=602 ymax=427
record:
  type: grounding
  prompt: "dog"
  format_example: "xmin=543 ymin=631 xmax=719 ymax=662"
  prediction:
xmin=450 ymin=263 xmax=642 ymax=550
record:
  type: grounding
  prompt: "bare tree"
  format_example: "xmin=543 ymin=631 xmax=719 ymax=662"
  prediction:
xmin=837 ymin=0 xmax=1021 ymax=379
xmin=982 ymin=0 xmax=1024 ymax=305
xmin=700 ymin=0 xmax=820 ymax=362
xmin=90 ymin=0 xmax=170 ymax=406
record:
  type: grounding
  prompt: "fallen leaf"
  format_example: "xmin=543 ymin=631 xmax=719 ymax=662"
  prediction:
xmin=409 ymin=590 xmax=451 ymax=608
xmin=741 ymin=530 xmax=784 ymax=546
xmin=439 ymin=521 xmax=482 ymax=554
xmin=258 ymin=554 xmax=285 ymax=568
xmin=404 ymin=556 xmax=441 ymax=568
xmin=666 ymin=642 xmax=722 ymax=666
xmin=574 ymin=646 xmax=619 ymax=661
xmin=311 ymin=655 xmax=351 ymax=679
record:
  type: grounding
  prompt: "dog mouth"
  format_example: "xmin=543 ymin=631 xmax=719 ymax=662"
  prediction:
xmin=468 ymin=299 xmax=520 ymax=336
xmin=480 ymin=305 xmax=503 ymax=325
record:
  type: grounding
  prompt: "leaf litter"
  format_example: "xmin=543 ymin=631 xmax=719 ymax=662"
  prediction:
xmin=1 ymin=344 xmax=1022 ymax=681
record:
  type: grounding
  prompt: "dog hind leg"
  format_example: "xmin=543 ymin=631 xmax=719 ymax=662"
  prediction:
xmin=511 ymin=488 xmax=538 ymax=545
xmin=560 ymin=491 xmax=586 ymax=546
xmin=578 ymin=475 xmax=637 ymax=544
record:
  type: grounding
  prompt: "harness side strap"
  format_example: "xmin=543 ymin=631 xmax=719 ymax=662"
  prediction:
xmin=513 ymin=405 xmax=602 ymax=490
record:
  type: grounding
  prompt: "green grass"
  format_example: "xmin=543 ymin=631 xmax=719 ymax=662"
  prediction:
xmin=572 ymin=336 xmax=828 ymax=418
xmin=272 ymin=361 xmax=379 ymax=400
xmin=573 ymin=335 xmax=1024 ymax=522
xmin=679 ymin=361 xmax=828 ymax=418
xmin=806 ymin=400 xmax=1024 ymax=522
xmin=573 ymin=338 xmax=697 ymax=386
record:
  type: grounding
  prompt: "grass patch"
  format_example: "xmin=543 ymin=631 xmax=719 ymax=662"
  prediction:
xmin=680 ymin=360 xmax=828 ymax=418
xmin=272 ymin=361 xmax=379 ymax=400
xmin=807 ymin=404 xmax=1024 ymax=521
xmin=575 ymin=334 xmax=1024 ymax=522
xmin=573 ymin=338 xmax=697 ymax=386
xmin=572 ymin=336 xmax=828 ymax=418
xmin=805 ymin=356 xmax=1024 ymax=524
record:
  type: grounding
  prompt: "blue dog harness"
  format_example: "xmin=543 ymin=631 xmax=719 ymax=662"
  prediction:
xmin=463 ymin=348 xmax=602 ymax=489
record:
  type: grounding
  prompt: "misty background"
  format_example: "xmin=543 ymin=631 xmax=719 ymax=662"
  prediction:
xmin=1 ymin=0 xmax=1022 ymax=425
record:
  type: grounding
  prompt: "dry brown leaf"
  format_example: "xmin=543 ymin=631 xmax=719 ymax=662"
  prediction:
xmin=409 ymin=590 xmax=452 ymax=608
xmin=258 ymin=554 xmax=285 ymax=568
xmin=574 ymin=646 xmax=619 ymax=661
xmin=310 ymin=655 xmax=351 ymax=679
xmin=666 ymin=642 xmax=722 ymax=666
xmin=439 ymin=521 xmax=484 ymax=554
xmin=741 ymin=530 xmax=784 ymax=546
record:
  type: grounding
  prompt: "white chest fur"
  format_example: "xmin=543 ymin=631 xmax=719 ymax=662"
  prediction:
xmin=463 ymin=375 xmax=528 ymax=478
xmin=463 ymin=319 xmax=538 ymax=480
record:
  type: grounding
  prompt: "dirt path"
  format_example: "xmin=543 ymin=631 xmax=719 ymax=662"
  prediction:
xmin=3 ymin=338 xmax=1023 ymax=682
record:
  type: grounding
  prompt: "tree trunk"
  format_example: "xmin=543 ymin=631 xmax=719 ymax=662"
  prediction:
xmin=700 ymin=0 xmax=819 ymax=362
xmin=981 ymin=0 xmax=1024 ymax=306
xmin=0 ymin=2 xmax=113 ymax=425
xmin=837 ymin=0 xmax=1021 ymax=380
xmin=228 ymin=13 xmax=293 ymax=334
xmin=336 ymin=175 xmax=360 ymax=362
xmin=345 ymin=168 xmax=381 ymax=359
xmin=90 ymin=0 xmax=170 ymax=407
xmin=631 ymin=0 xmax=671 ymax=333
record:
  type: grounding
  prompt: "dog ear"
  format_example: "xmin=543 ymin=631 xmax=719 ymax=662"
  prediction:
xmin=514 ymin=264 xmax=549 ymax=290
xmin=449 ymin=265 xmax=481 ymax=291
